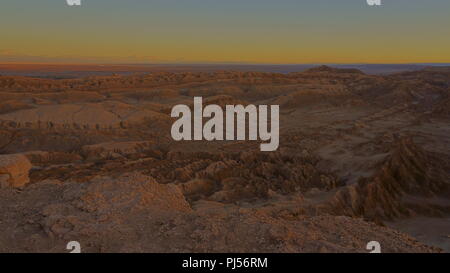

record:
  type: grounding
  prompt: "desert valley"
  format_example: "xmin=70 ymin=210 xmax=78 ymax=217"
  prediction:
xmin=0 ymin=65 xmax=449 ymax=252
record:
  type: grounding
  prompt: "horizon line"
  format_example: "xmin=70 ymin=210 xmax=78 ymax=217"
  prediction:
xmin=1 ymin=62 xmax=450 ymax=66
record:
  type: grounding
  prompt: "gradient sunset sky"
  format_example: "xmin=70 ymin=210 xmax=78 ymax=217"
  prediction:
xmin=1 ymin=0 xmax=449 ymax=64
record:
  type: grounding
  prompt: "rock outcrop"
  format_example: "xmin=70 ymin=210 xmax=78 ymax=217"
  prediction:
xmin=322 ymin=138 xmax=450 ymax=221
xmin=0 ymin=154 xmax=32 ymax=188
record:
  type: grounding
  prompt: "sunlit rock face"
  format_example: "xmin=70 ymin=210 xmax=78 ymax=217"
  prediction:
xmin=0 ymin=154 xmax=32 ymax=188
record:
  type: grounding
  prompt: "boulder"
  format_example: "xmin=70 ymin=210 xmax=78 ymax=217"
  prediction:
xmin=0 ymin=154 xmax=32 ymax=188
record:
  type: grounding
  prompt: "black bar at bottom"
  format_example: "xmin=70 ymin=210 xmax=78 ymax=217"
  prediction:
xmin=0 ymin=253 xmax=447 ymax=272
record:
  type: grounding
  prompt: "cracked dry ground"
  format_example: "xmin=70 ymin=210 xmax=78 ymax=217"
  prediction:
xmin=0 ymin=66 xmax=449 ymax=252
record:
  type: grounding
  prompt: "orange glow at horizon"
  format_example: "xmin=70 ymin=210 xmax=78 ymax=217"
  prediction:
xmin=1 ymin=0 xmax=449 ymax=64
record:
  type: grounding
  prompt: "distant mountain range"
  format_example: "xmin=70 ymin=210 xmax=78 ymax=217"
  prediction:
xmin=0 ymin=63 xmax=449 ymax=79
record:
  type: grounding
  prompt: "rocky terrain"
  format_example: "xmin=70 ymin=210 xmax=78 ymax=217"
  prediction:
xmin=0 ymin=65 xmax=449 ymax=253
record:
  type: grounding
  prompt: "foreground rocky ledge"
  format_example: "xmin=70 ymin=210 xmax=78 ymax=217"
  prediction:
xmin=0 ymin=173 xmax=440 ymax=253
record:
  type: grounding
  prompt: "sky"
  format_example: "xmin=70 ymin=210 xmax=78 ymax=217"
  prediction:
xmin=1 ymin=0 xmax=449 ymax=64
